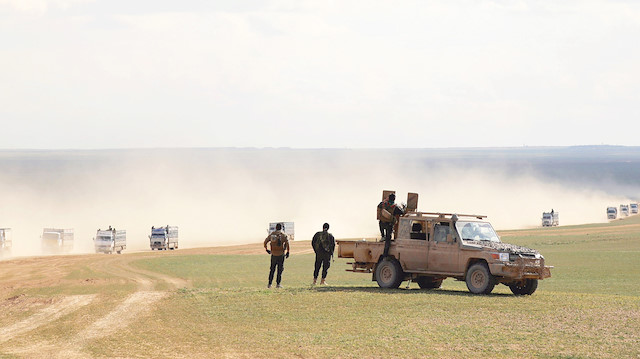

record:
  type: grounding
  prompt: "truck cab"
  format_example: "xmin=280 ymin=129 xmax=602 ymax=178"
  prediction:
xmin=0 ymin=228 xmax=11 ymax=256
xmin=541 ymin=212 xmax=559 ymax=227
xmin=607 ymin=207 xmax=618 ymax=220
xmin=620 ymin=204 xmax=630 ymax=217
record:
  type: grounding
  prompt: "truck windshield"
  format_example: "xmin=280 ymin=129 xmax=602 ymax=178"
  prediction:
xmin=456 ymin=221 xmax=500 ymax=242
xmin=42 ymin=233 xmax=60 ymax=241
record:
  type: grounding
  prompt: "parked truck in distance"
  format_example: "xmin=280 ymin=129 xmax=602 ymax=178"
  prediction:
xmin=149 ymin=226 xmax=178 ymax=250
xmin=1 ymin=228 xmax=11 ymax=256
xmin=41 ymin=228 xmax=74 ymax=254
xmin=630 ymin=203 xmax=638 ymax=214
xmin=94 ymin=227 xmax=126 ymax=254
xmin=541 ymin=211 xmax=559 ymax=227
xmin=337 ymin=192 xmax=552 ymax=295
xmin=268 ymin=222 xmax=295 ymax=241
xmin=607 ymin=207 xmax=618 ymax=220
xmin=620 ymin=204 xmax=630 ymax=217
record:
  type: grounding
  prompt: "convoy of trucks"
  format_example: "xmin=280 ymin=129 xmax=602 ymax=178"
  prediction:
xmin=149 ymin=226 xmax=179 ymax=250
xmin=541 ymin=211 xmax=559 ymax=227
xmin=94 ymin=227 xmax=126 ymax=254
xmin=337 ymin=192 xmax=552 ymax=295
xmin=606 ymin=203 xmax=640 ymax=220
xmin=41 ymin=228 xmax=74 ymax=254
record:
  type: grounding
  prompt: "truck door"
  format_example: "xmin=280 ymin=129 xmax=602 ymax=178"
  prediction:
xmin=427 ymin=223 xmax=459 ymax=273
xmin=396 ymin=220 xmax=428 ymax=271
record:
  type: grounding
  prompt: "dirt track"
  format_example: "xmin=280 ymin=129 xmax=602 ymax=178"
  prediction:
xmin=0 ymin=240 xmax=315 ymax=358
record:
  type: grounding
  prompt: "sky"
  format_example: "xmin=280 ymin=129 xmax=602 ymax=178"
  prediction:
xmin=1 ymin=0 xmax=639 ymax=149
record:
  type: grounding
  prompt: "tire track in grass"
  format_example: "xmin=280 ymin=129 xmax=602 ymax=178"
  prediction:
xmin=0 ymin=294 xmax=96 ymax=343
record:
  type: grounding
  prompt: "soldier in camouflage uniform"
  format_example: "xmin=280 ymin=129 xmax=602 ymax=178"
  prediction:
xmin=264 ymin=223 xmax=290 ymax=288
xmin=377 ymin=193 xmax=404 ymax=258
xmin=312 ymin=223 xmax=335 ymax=285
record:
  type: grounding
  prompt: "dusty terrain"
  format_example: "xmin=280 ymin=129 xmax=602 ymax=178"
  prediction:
xmin=0 ymin=240 xmax=318 ymax=358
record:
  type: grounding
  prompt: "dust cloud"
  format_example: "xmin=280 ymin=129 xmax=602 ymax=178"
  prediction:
xmin=0 ymin=148 xmax=637 ymax=259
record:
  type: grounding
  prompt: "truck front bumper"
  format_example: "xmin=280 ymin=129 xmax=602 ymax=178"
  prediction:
xmin=490 ymin=258 xmax=552 ymax=280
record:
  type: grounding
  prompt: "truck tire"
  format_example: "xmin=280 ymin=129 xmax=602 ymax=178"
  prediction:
xmin=465 ymin=263 xmax=495 ymax=294
xmin=416 ymin=276 xmax=443 ymax=289
xmin=375 ymin=258 xmax=404 ymax=289
xmin=508 ymin=279 xmax=538 ymax=295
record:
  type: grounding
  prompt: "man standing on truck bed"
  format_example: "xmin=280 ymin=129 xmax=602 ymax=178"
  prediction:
xmin=312 ymin=223 xmax=335 ymax=285
xmin=264 ymin=223 xmax=290 ymax=288
xmin=377 ymin=193 xmax=404 ymax=258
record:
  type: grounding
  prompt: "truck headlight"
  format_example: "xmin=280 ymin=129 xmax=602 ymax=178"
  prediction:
xmin=491 ymin=252 xmax=510 ymax=262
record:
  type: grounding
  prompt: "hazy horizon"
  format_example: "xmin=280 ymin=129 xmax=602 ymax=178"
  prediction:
xmin=1 ymin=146 xmax=638 ymax=259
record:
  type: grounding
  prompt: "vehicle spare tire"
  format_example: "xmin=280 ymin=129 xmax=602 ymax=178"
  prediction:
xmin=509 ymin=279 xmax=538 ymax=295
xmin=416 ymin=276 xmax=443 ymax=289
xmin=375 ymin=258 xmax=404 ymax=289
xmin=465 ymin=262 xmax=495 ymax=294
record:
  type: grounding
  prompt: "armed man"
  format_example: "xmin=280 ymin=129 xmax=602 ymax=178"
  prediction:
xmin=264 ymin=223 xmax=290 ymax=288
xmin=377 ymin=193 xmax=405 ymax=258
xmin=312 ymin=222 xmax=335 ymax=285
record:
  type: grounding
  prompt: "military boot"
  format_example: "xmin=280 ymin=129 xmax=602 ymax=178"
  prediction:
xmin=312 ymin=278 xmax=317 ymax=285
xmin=320 ymin=278 xmax=327 ymax=285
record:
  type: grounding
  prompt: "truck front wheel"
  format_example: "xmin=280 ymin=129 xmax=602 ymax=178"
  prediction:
xmin=508 ymin=279 xmax=538 ymax=295
xmin=465 ymin=263 xmax=495 ymax=294
xmin=375 ymin=258 xmax=404 ymax=289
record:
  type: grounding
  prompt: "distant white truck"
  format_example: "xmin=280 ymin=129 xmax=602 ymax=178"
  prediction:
xmin=149 ymin=226 xmax=178 ymax=250
xmin=631 ymin=203 xmax=638 ymax=214
xmin=94 ymin=227 xmax=126 ymax=254
xmin=607 ymin=207 xmax=618 ymax=220
xmin=620 ymin=204 xmax=630 ymax=217
xmin=1 ymin=228 xmax=11 ymax=255
xmin=541 ymin=212 xmax=559 ymax=227
xmin=268 ymin=222 xmax=295 ymax=241
xmin=42 ymin=228 xmax=74 ymax=254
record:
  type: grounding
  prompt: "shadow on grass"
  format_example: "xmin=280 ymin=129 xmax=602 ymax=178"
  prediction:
xmin=309 ymin=286 xmax=513 ymax=297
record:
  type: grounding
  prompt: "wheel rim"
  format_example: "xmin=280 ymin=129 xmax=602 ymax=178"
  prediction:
xmin=380 ymin=264 xmax=393 ymax=283
xmin=471 ymin=269 xmax=486 ymax=288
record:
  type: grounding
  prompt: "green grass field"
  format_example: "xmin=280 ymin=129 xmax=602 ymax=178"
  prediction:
xmin=1 ymin=216 xmax=640 ymax=358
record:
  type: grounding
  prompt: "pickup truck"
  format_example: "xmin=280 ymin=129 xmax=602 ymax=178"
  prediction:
xmin=338 ymin=207 xmax=552 ymax=295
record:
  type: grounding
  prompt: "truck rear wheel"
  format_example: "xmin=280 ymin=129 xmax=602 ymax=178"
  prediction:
xmin=465 ymin=263 xmax=495 ymax=294
xmin=375 ymin=258 xmax=403 ymax=289
xmin=508 ymin=279 xmax=538 ymax=295
xmin=416 ymin=276 xmax=443 ymax=289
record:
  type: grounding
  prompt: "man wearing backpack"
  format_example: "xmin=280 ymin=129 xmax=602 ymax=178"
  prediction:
xmin=264 ymin=223 xmax=290 ymax=288
xmin=312 ymin=223 xmax=335 ymax=285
